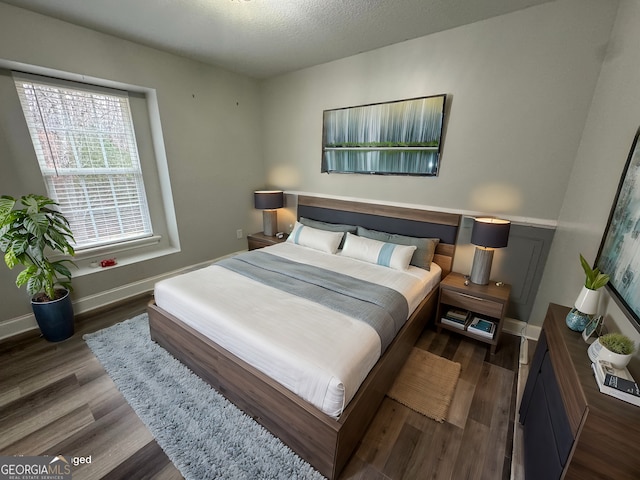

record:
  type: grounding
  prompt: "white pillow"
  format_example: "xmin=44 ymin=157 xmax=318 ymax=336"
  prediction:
xmin=341 ymin=233 xmax=417 ymax=270
xmin=287 ymin=221 xmax=344 ymax=254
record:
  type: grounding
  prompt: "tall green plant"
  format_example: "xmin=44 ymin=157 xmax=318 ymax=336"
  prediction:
xmin=579 ymin=253 xmax=609 ymax=290
xmin=0 ymin=194 xmax=76 ymax=301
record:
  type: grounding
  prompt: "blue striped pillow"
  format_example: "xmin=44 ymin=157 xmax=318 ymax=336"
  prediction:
xmin=286 ymin=221 xmax=344 ymax=254
xmin=341 ymin=233 xmax=416 ymax=270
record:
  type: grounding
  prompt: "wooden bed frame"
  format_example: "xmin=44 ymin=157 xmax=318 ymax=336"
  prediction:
xmin=148 ymin=196 xmax=460 ymax=479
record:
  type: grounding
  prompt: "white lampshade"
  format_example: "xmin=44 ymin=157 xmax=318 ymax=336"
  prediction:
xmin=574 ymin=286 xmax=600 ymax=315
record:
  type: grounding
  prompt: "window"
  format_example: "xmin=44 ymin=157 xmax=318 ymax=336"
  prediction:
xmin=13 ymin=73 xmax=153 ymax=250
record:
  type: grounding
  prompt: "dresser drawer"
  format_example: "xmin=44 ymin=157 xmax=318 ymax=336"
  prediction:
xmin=541 ymin=353 xmax=574 ymax=465
xmin=440 ymin=289 xmax=504 ymax=318
xmin=523 ymin=372 xmax=565 ymax=480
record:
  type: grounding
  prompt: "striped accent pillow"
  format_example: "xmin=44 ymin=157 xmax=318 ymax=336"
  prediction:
xmin=356 ymin=226 xmax=439 ymax=270
xmin=340 ymin=233 xmax=416 ymax=270
xmin=286 ymin=221 xmax=344 ymax=254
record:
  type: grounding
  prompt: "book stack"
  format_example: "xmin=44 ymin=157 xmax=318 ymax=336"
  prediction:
xmin=441 ymin=308 xmax=470 ymax=330
xmin=591 ymin=360 xmax=640 ymax=407
xmin=467 ymin=316 xmax=496 ymax=339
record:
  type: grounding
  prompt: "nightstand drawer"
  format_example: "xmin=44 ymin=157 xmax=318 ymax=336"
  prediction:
xmin=440 ymin=289 xmax=504 ymax=318
xmin=248 ymin=238 xmax=271 ymax=250
xmin=247 ymin=232 xmax=288 ymax=250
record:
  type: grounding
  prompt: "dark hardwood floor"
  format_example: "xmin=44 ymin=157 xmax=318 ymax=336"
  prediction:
xmin=0 ymin=296 xmax=520 ymax=479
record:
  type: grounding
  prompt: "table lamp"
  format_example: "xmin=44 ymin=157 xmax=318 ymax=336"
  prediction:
xmin=254 ymin=190 xmax=283 ymax=236
xmin=469 ymin=217 xmax=511 ymax=285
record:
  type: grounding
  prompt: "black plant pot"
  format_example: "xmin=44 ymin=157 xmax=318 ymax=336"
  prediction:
xmin=31 ymin=289 xmax=75 ymax=342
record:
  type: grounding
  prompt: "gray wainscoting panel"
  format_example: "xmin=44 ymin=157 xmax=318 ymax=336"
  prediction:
xmin=492 ymin=225 xmax=555 ymax=323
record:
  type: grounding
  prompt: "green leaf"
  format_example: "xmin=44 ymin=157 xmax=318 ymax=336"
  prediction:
xmin=4 ymin=249 xmax=17 ymax=269
xmin=24 ymin=213 xmax=49 ymax=237
xmin=579 ymin=253 xmax=609 ymax=289
xmin=57 ymin=278 xmax=73 ymax=293
xmin=10 ymin=237 xmax=28 ymax=257
xmin=27 ymin=246 xmax=44 ymax=265
xmin=21 ymin=195 xmax=41 ymax=215
xmin=591 ymin=272 xmax=610 ymax=290
xmin=15 ymin=267 xmax=34 ymax=288
xmin=0 ymin=196 xmax=16 ymax=222
xmin=25 ymin=271 xmax=43 ymax=296
xmin=51 ymin=260 xmax=73 ymax=280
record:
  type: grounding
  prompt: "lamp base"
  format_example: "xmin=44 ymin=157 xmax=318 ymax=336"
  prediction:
xmin=470 ymin=247 xmax=494 ymax=285
xmin=263 ymin=210 xmax=278 ymax=237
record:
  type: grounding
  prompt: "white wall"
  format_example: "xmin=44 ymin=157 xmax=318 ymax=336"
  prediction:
xmin=532 ymin=0 xmax=640 ymax=351
xmin=261 ymin=0 xmax=617 ymax=223
xmin=0 ymin=3 xmax=264 ymax=325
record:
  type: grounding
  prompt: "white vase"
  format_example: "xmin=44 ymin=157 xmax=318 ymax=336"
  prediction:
xmin=599 ymin=345 xmax=633 ymax=369
xmin=588 ymin=338 xmax=633 ymax=369
xmin=574 ymin=286 xmax=600 ymax=315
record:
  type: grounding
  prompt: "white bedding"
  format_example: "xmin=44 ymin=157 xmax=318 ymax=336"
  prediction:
xmin=153 ymin=242 xmax=441 ymax=417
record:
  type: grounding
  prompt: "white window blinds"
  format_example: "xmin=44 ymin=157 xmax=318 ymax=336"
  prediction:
xmin=13 ymin=73 xmax=153 ymax=250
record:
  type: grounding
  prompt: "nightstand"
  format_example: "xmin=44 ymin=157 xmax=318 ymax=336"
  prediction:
xmin=436 ymin=272 xmax=511 ymax=354
xmin=247 ymin=232 xmax=288 ymax=250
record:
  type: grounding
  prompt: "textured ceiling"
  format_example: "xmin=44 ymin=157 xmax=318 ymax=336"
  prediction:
xmin=1 ymin=0 xmax=553 ymax=79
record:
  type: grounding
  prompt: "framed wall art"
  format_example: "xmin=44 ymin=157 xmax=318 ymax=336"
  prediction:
xmin=596 ymin=127 xmax=640 ymax=332
xmin=321 ymin=94 xmax=447 ymax=176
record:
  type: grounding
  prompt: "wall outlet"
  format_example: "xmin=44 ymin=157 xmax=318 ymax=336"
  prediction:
xmin=236 ymin=229 xmax=243 ymax=239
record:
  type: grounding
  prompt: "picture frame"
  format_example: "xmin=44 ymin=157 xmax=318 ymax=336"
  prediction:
xmin=596 ymin=127 xmax=640 ymax=333
xmin=582 ymin=314 xmax=603 ymax=343
xmin=321 ymin=94 xmax=447 ymax=176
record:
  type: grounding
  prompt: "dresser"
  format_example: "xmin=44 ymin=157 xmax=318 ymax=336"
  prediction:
xmin=519 ymin=303 xmax=640 ymax=479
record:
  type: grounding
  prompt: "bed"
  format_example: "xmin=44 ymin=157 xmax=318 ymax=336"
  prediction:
xmin=148 ymin=195 xmax=460 ymax=479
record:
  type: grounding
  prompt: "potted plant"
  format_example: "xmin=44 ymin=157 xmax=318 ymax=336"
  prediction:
xmin=0 ymin=194 xmax=76 ymax=342
xmin=566 ymin=254 xmax=610 ymax=332
xmin=598 ymin=332 xmax=636 ymax=369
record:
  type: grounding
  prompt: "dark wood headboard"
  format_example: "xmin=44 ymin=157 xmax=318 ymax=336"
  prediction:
xmin=297 ymin=195 xmax=460 ymax=277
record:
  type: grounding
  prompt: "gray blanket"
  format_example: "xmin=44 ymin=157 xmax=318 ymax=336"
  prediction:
xmin=217 ymin=250 xmax=409 ymax=352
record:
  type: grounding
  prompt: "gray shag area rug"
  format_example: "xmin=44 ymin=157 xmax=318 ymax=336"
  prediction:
xmin=84 ymin=314 xmax=325 ymax=480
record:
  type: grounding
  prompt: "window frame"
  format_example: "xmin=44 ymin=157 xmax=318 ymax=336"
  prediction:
xmin=13 ymin=72 xmax=155 ymax=251
xmin=2 ymin=61 xmax=180 ymax=276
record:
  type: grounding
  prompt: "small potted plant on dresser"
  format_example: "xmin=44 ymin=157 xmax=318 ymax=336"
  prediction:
xmin=596 ymin=332 xmax=636 ymax=369
xmin=566 ymin=253 xmax=610 ymax=332
xmin=0 ymin=194 xmax=76 ymax=342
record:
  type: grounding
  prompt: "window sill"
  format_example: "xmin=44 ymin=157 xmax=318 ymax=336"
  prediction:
xmin=62 ymin=235 xmax=180 ymax=277
xmin=74 ymin=235 xmax=163 ymax=260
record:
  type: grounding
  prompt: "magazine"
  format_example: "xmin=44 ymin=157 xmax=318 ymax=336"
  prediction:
xmin=467 ymin=316 xmax=496 ymax=339
xmin=441 ymin=308 xmax=470 ymax=330
xmin=592 ymin=361 xmax=640 ymax=407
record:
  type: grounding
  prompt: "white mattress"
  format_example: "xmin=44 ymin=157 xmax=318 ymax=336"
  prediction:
xmin=153 ymin=242 xmax=441 ymax=417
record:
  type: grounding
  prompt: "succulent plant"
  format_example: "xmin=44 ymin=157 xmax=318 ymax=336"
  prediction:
xmin=599 ymin=332 xmax=635 ymax=356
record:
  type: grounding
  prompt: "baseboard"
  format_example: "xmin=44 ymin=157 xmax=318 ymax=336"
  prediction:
xmin=502 ymin=317 xmax=540 ymax=366
xmin=0 ymin=250 xmax=244 ymax=341
xmin=502 ymin=317 xmax=541 ymax=341
xmin=0 ymin=313 xmax=38 ymax=340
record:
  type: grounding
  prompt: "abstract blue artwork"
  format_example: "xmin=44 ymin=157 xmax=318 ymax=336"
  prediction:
xmin=597 ymin=128 xmax=640 ymax=329
xmin=322 ymin=95 xmax=446 ymax=176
